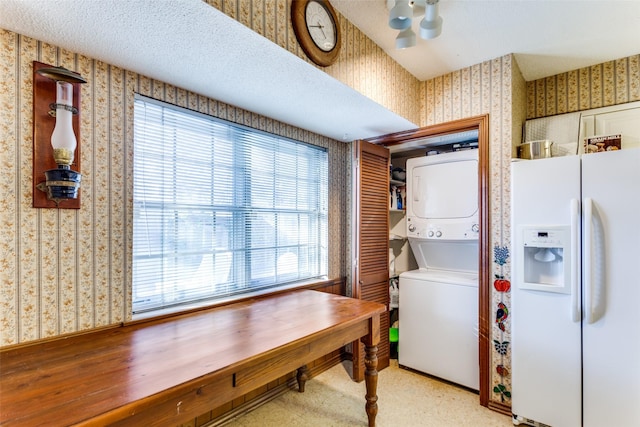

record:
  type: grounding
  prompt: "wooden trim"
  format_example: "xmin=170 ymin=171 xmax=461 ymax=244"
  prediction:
xmin=488 ymin=400 xmax=512 ymax=416
xmin=476 ymin=115 xmax=491 ymax=408
xmin=365 ymin=116 xmax=483 ymax=147
xmin=364 ymin=115 xmax=493 ymax=408
xmin=352 ymin=141 xmax=363 ymax=301
xmin=126 ymin=277 xmax=346 ymax=327
xmin=0 ymin=323 xmax=122 ymax=352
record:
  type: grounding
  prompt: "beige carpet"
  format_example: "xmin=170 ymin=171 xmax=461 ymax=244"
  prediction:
xmin=221 ymin=360 xmax=513 ymax=427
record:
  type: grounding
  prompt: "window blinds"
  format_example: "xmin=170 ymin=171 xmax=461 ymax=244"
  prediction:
xmin=132 ymin=96 xmax=328 ymax=314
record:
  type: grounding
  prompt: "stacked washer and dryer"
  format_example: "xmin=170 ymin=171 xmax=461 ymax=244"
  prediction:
xmin=398 ymin=148 xmax=480 ymax=390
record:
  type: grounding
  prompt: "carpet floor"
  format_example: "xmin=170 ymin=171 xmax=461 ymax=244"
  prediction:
xmin=221 ymin=360 xmax=513 ymax=427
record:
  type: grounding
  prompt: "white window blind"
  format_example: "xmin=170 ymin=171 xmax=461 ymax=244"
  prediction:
xmin=132 ymin=96 xmax=328 ymax=314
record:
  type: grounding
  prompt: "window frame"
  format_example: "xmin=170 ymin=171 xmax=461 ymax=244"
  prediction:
xmin=131 ymin=95 xmax=329 ymax=317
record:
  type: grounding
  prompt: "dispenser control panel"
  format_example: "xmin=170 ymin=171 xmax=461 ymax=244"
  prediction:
xmin=523 ymin=229 xmax=564 ymax=247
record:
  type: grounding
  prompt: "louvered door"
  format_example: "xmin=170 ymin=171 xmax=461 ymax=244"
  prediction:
xmin=352 ymin=140 xmax=390 ymax=381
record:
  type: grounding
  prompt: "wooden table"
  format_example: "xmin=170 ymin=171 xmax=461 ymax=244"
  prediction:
xmin=0 ymin=290 xmax=385 ymax=426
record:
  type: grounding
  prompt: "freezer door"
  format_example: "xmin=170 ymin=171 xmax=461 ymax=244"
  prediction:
xmin=582 ymin=148 xmax=640 ymax=427
xmin=511 ymin=156 xmax=582 ymax=427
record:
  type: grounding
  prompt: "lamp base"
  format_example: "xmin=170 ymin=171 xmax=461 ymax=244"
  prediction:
xmin=36 ymin=167 xmax=82 ymax=206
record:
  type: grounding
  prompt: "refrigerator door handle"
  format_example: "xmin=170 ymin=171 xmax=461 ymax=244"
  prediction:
xmin=584 ymin=197 xmax=606 ymax=324
xmin=584 ymin=197 xmax=594 ymax=323
xmin=570 ymin=198 xmax=581 ymax=322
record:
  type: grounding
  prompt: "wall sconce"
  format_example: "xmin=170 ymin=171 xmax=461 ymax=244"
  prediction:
xmin=33 ymin=61 xmax=86 ymax=208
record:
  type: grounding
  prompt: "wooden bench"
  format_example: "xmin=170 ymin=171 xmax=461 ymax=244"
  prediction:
xmin=0 ymin=290 xmax=385 ymax=426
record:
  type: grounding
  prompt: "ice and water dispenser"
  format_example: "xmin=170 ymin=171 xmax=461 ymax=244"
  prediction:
xmin=518 ymin=226 xmax=571 ymax=294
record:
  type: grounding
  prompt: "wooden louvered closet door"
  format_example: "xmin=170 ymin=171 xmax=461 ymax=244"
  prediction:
xmin=352 ymin=140 xmax=390 ymax=381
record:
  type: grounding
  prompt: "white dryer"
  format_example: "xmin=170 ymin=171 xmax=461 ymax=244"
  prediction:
xmin=399 ymin=149 xmax=479 ymax=390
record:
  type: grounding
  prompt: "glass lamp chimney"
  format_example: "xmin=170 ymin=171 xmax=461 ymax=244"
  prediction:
xmin=51 ymin=81 xmax=77 ymax=167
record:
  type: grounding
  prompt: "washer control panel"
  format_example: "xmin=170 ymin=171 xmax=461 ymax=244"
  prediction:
xmin=407 ymin=217 xmax=479 ymax=240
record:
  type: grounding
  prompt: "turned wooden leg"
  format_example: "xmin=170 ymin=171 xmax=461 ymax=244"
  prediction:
xmin=296 ymin=365 xmax=309 ymax=393
xmin=364 ymin=344 xmax=379 ymax=427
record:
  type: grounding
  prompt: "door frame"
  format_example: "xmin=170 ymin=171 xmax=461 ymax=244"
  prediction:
xmin=364 ymin=115 xmax=491 ymax=407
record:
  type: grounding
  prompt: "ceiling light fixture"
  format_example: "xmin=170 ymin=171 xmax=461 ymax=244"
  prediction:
xmin=420 ymin=0 xmax=443 ymax=39
xmin=387 ymin=0 xmax=443 ymax=49
xmin=396 ymin=27 xmax=416 ymax=49
xmin=388 ymin=0 xmax=413 ymax=30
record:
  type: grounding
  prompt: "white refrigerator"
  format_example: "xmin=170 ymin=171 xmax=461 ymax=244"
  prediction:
xmin=511 ymin=148 xmax=640 ymax=427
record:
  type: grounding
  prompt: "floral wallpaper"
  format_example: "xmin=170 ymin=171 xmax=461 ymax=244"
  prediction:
xmin=526 ymin=54 xmax=640 ymax=119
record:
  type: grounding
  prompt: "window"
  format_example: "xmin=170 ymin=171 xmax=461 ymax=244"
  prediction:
xmin=132 ymin=96 xmax=328 ymax=314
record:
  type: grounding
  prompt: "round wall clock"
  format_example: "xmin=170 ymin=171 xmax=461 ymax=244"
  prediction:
xmin=291 ymin=0 xmax=342 ymax=67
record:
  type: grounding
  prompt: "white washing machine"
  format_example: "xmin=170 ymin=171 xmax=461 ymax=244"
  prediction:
xmin=399 ymin=149 xmax=480 ymax=390
xmin=399 ymin=268 xmax=479 ymax=390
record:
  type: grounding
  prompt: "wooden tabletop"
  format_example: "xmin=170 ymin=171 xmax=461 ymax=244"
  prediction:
xmin=0 ymin=290 xmax=385 ymax=426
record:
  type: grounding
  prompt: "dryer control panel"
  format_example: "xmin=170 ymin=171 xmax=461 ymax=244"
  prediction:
xmin=407 ymin=217 xmax=479 ymax=240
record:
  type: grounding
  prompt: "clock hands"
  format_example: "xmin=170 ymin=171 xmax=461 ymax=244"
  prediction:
xmin=309 ymin=22 xmax=327 ymax=39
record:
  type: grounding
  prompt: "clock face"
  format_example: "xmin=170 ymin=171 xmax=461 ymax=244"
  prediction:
xmin=305 ymin=1 xmax=337 ymax=52
xmin=291 ymin=0 xmax=341 ymax=66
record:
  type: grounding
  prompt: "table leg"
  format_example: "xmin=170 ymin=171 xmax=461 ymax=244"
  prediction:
xmin=363 ymin=344 xmax=379 ymax=427
xmin=296 ymin=365 xmax=309 ymax=393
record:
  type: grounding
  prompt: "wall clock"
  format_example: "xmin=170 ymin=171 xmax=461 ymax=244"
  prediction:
xmin=291 ymin=0 xmax=341 ymax=67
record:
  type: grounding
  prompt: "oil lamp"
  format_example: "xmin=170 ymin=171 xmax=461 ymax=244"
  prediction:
xmin=35 ymin=66 xmax=86 ymax=206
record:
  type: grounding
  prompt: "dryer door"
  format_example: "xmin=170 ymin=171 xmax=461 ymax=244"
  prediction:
xmin=407 ymin=151 xmax=478 ymax=220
